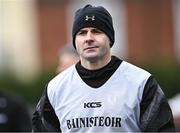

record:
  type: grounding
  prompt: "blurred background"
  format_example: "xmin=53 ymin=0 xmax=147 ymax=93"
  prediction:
xmin=0 ymin=0 xmax=180 ymax=129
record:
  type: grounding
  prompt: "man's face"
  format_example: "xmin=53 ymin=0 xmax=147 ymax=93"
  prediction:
xmin=75 ymin=27 xmax=111 ymax=63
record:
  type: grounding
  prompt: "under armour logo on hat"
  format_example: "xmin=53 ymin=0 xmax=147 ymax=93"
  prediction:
xmin=85 ymin=15 xmax=95 ymax=21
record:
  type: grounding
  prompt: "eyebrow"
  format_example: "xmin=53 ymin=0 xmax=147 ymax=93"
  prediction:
xmin=78 ymin=28 xmax=102 ymax=33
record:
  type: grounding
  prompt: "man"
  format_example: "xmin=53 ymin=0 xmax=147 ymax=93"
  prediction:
xmin=0 ymin=90 xmax=31 ymax=132
xmin=32 ymin=4 xmax=175 ymax=132
xmin=56 ymin=45 xmax=79 ymax=74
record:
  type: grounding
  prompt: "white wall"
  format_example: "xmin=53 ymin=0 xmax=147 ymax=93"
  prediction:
xmin=0 ymin=0 xmax=40 ymax=81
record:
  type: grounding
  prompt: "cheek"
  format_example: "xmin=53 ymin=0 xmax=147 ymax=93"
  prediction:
xmin=75 ymin=37 xmax=83 ymax=47
xmin=99 ymin=38 xmax=110 ymax=47
xmin=103 ymin=37 xmax=111 ymax=47
xmin=75 ymin=37 xmax=84 ymax=48
xmin=75 ymin=41 xmax=81 ymax=54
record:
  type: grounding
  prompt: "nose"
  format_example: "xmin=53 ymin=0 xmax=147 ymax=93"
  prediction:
xmin=85 ymin=31 xmax=94 ymax=43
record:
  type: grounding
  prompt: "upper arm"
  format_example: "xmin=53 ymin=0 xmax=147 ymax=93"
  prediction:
xmin=32 ymin=87 xmax=61 ymax=132
xmin=140 ymin=76 xmax=175 ymax=132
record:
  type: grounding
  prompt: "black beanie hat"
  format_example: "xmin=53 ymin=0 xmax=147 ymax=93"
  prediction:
xmin=72 ymin=4 xmax=115 ymax=49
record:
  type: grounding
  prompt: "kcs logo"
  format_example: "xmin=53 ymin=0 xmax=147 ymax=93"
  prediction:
xmin=84 ymin=102 xmax=102 ymax=108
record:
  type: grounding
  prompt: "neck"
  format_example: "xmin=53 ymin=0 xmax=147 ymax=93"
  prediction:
xmin=80 ymin=55 xmax=111 ymax=70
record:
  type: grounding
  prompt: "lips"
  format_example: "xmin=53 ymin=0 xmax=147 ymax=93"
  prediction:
xmin=84 ymin=46 xmax=98 ymax=51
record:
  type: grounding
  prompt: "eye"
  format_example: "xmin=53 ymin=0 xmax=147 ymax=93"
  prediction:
xmin=77 ymin=30 xmax=87 ymax=35
xmin=91 ymin=29 xmax=103 ymax=34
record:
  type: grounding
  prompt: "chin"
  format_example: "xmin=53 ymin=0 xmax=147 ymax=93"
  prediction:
xmin=85 ymin=55 xmax=100 ymax=62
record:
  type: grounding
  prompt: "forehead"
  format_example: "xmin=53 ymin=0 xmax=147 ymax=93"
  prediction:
xmin=79 ymin=27 xmax=101 ymax=31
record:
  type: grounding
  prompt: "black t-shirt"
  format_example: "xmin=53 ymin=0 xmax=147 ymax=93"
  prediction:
xmin=75 ymin=56 xmax=122 ymax=88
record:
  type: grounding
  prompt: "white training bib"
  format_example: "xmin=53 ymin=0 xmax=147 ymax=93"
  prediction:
xmin=47 ymin=61 xmax=151 ymax=132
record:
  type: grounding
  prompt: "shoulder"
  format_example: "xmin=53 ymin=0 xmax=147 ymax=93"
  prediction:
xmin=118 ymin=61 xmax=152 ymax=104
xmin=47 ymin=65 xmax=76 ymax=102
xmin=120 ymin=61 xmax=151 ymax=81
xmin=48 ymin=65 xmax=76 ymax=89
xmin=119 ymin=61 xmax=152 ymax=98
